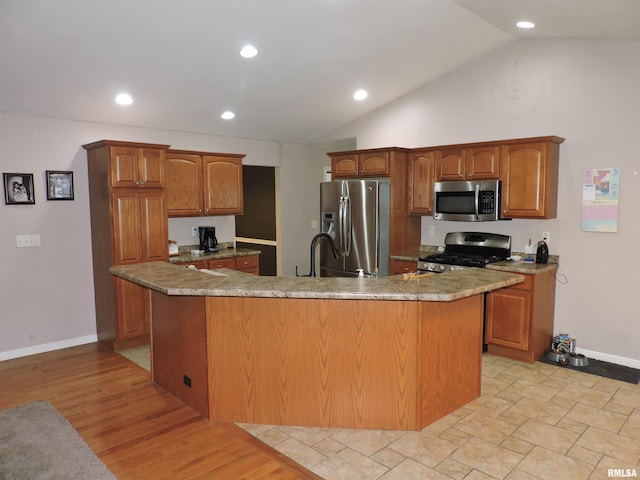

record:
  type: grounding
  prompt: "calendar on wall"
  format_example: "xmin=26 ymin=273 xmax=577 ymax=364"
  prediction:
xmin=581 ymin=167 xmax=620 ymax=232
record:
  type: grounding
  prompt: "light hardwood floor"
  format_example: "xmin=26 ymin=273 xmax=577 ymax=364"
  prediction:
xmin=0 ymin=343 xmax=321 ymax=480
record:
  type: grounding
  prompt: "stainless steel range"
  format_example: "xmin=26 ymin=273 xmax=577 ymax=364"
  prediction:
xmin=418 ymin=232 xmax=511 ymax=273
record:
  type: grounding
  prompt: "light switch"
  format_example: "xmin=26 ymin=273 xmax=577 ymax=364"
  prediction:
xmin=16 ymin=234 xmax=41 ymax=247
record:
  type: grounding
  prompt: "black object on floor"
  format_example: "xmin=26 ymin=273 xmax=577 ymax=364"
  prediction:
xmin=540 ymin=356 xmax=640 ymax=385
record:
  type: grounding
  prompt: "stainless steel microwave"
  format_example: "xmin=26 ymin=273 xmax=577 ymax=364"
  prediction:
xmin=433 ymin=179 xmax=501 ymax=222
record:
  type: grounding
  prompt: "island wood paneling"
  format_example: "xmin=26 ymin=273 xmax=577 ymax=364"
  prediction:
xmin=201 ymin=295 xmax=484 ymax=431
xmin=417 ymin=294 xmax=484 ymax=426
xmin=151 ymin=292 xmax=209 ymax=418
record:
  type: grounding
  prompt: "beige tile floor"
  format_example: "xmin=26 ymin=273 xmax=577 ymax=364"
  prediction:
xmin=120 ymin=348 xmax=640 ymax=479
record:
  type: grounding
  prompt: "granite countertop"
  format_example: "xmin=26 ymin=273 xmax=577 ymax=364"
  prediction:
xmin=110 ymin=261 xmax=523 ymax=302
xmin=169 ymin=246 xmax=260 ymax=264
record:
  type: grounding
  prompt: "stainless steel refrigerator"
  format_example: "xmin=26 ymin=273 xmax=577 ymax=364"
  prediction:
xmin=319 ymin=179 xmax=390 ymax=277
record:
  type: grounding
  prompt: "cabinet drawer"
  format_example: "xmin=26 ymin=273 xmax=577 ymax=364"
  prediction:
xmin=208 ymin=258 xmax=236 ymax=270
xmin=509 ymin=274 xmax=533 ymax=292
xmin=235 ymin=255 xmax=259 ymax=269
xmin=174 ymin=260 xmax=208 ymax=269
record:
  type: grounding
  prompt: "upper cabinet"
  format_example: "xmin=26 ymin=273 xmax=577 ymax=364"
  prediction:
xmin=332 ymin=151 xmax=390 ymax=178
xmin=166 ymin=150 xmax=245 ymax=217
xmin=110 ymin=145 xmax=166 ymax=188
xmin=407 ymin=149 xmax=436 ymax=215
xmin=407 ymin=136 xmax=564 ymax=219
xmin=500 ymin=137 xmax=564 ymax=219
xmin=203 ymin=155 xmax=244 ymax=215
xmin=435 ymin=145 xmax=500 ymax=181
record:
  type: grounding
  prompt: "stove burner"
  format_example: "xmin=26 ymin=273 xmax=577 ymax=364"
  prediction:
xmin=416 ymin=232 xmax=512 ymax=273
xmin=419 ymin=253 xmax=505 ymax=268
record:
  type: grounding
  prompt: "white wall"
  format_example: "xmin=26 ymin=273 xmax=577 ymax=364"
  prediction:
xmin=0 ymin=113 xmax=327 ymax=358
xmin=320 ymin=38 xmax=640 ymax=366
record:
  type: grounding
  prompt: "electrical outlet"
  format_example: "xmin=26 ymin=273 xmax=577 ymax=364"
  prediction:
xmin=542 ymin=231 xmax=550 ymax=243
xmin=16 ymin=234 xmax=41 ymax=247
xmin=192 ymin=227 xmax=199 ymax=237
xmin=428 ymin=225 xmax=435 ymax=236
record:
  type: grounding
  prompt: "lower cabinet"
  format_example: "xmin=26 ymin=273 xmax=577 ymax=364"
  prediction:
xmin=234 ymin=254 xmax=260 ymax=274
xmin=485 ymin=269 xmax=556 ymax=363
xmin=174 ymin=254 xmax=260 ymax=275
xmin=390 ymin=259 xmax=417 ymax=275
xmin=113 ymin=277 xmax=151 ymax=348
xmin=207 ymin=258 xmax=235 ymax=270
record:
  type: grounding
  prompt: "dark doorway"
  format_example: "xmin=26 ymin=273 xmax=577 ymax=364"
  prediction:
xmin=235 ymin=166 xmax=277 ymax=276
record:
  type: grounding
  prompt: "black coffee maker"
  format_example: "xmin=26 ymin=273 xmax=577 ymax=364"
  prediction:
xmin=198 ymin=226 xmax=218 ymax=252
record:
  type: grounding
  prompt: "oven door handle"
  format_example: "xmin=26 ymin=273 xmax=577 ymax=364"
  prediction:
xmin=474 ymin=184 xmax=480 ymax=220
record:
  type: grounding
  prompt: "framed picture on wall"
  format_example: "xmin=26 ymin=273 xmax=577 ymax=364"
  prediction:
xmin=3 ymin=173 xmax=35 ymax=205
xmin=46 ymin=170 xmax=74 ymax=200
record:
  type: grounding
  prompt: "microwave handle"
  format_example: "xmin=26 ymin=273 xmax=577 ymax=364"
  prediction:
xmin=474 ymin=184 xmax=480 ymax=220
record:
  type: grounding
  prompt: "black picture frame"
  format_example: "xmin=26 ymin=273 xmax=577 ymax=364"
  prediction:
xmin=46 ymin=170 xmax=74 ymax=201
xmin=3 ymin=173 xmax=35 ymax=205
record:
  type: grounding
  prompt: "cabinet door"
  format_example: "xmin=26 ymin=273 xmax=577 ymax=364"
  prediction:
xmin=390 ymin=259 xmax=417 ymax=275
xmin=166 ymin=153 xmax=203 ymax=216
xmin=110 ymin=146 xmax=139 ymax=188
xmin=465 ymin=146 xmax=500 ymax=179
xmin=139 ymin=148 xmax=166 ymax=188
xmin=112 ymin=190 xmax=143 ymax=264
xmin=485 ymin=285 xmax=531 ymax=351
xmin=332 ymin=154 xmax=359 ymax=177
xmin=408 ymin=150 xmax=435 ymax=214
xmin=140 ymin=191 xmax=169 ymax=262
xmin=500 ymin=142 xmax=557 ymax=218
xmin=435 ymin=148 xmax=465 ymax=180
xmin=114 ymin=277 xmax=148 ymax=340
xmin=359 ymin=152 xmax=390 ymax=176
xmin=235 ymin=254 xmax=259 ymax=274
xmin=203 ymin=156 xmax=244 ymax=215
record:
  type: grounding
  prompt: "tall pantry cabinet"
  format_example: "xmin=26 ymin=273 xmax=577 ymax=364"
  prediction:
xmin=84 ymin=140 xmax=170 ymax=351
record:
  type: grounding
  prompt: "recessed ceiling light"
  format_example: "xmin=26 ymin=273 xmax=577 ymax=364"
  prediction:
xmin=115 ymin=93 xmax=133 ymax=105
xmin=516 ymin=21 xmax=535 ymax=29
xmin=240 ymin=45 xmax=258 ymax=58
xmin=221 ymin=111 xmax=235 ymax=120
xmin=353 ymin=89 xmax=368 ymax=101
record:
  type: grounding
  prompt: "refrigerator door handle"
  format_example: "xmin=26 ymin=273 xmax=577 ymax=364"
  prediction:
xmin=338 ymin=195 xmax=346 ymax=256
xmin=344 ymin=195 xmax=352 ymax=256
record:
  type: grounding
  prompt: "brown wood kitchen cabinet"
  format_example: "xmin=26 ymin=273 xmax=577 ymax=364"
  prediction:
xmin=500 ymin=137 xmax=564 ymax=219
xmin=331 ymin=150 xmax=391 ymax=178
xmin=435 ymin=145 xmax=500 ymax=181
xmin=407 ymin=149 xmax=436 ymax=215
xmin=234 ymin=254 xmax=260 ymax=274
xmin=166 ymin=150 xmax=245 ymax=216
xmin=485 ymin=269 xmax=556 ymax=363
xmin=390 ymin=259 xmax=418 ymax=275
xmin=328 ymin=147 xmax=420 ymax=257
xmin=84 ymin=140 xmax=170 ymax=351
xmin=175 ymin=255 xmax=259 ymax=275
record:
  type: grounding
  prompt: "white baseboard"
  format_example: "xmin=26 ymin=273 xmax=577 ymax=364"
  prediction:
xmin=576 ymin=348 xmax=640 ymax=370
xmin=0 ymin=335 xmax=98 ymax=362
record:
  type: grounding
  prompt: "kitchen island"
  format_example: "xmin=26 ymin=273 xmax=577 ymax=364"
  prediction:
xmin=111 ymin=262 xmax=523 ymax=430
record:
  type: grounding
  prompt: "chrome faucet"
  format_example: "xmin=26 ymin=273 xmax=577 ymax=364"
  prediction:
xmin=308 ymin=232 xmax=339 ymax=277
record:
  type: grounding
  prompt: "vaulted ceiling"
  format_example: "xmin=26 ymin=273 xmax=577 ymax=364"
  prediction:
xmin=1 ymin=0 xmax=638 ymax=144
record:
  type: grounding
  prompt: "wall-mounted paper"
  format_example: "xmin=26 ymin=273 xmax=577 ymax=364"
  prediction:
xmin=581 ymin=167 xmax=620 ymax=232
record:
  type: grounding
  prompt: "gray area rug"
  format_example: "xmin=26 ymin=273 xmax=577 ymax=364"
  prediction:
xmin=0 ymin=400 xmax=116 ymax=480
